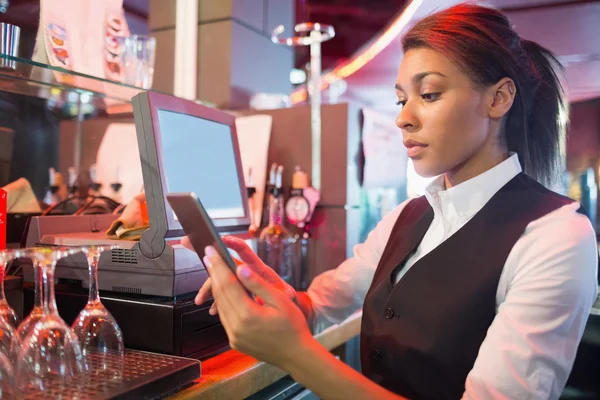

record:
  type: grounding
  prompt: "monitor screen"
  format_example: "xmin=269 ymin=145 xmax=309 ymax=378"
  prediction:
xmin=157 ymin=109 xmax=246 ymax=222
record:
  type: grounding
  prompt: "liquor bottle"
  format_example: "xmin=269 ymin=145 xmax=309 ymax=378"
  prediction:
xmin=67 ymin=167 xmax=79 ymax=198
xmin=259 ymin=163 xmax=278 ymax=231
xmin=88 ymin=164 xmax=102 ymax=197
xmin=258 ymin=165 xmax=294 ymax=284
xmin=246 ymin=167 xmax=258 ymax=235
xmin=43 ymin=167 xmax=60 ymax=206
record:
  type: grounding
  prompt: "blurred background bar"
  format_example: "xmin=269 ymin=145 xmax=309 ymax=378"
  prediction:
xmin=0 ymin=0 xmax=599 ymax=399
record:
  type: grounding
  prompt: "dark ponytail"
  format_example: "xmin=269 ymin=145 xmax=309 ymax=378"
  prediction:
xmin=511 ymin=40 xmax=568 ymax=186
xmin=402 ymin=4 xmax=568 ymax=186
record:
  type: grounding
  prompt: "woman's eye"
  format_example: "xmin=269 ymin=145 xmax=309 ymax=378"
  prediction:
xmin=421 ymin=93 xmax=440 ymax=102
xmin=396 ymin=100 xmax=406 ymax=107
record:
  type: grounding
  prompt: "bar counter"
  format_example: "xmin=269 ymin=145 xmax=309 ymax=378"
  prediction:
xmin=169 ymin=312 xmax=362 ymax=399
xmin=167 ymin=297 xmax=600 ymax=399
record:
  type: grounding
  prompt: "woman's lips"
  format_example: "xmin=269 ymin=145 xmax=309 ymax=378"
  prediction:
xmin=403 ymin=139 xmax=428 ymax=158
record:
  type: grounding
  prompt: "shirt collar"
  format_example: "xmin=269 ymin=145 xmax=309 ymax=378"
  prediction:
xmin=424 ymin=153 xmax=522 ymax=219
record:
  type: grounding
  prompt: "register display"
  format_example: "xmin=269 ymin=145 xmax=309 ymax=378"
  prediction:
xmin=157 ymin=109 xmax=245 ymax=221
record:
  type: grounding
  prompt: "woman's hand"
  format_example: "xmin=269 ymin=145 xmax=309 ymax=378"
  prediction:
xmin=181 ymin=235 xmax=296 ymax=315
xmin=203 ymin=245 xmax=314 ymax=369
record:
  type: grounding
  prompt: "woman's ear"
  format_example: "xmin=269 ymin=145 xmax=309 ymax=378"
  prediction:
xmin=487 ymin=78 xmax=516 ymax=119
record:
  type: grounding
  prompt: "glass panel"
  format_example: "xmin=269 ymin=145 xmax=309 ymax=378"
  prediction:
xmin=0 ymin=53 xmax=163 ymax=109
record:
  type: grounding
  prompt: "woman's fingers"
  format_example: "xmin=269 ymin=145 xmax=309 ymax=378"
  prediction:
xmin=205 ymin=247 xmax=254 ymax=315
xmin=236 ymin=265 xmax=287 ymax=308
xmin=222 ymin=236 xmax=263 ymax=264
xmin=195 ymin=277 xmax=213 ymax=305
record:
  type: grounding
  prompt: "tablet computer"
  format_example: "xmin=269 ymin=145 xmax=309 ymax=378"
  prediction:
xmin=167 ymin=192 xmax=239 ymax=275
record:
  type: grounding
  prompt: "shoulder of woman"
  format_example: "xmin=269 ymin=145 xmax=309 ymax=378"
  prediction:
xmin=510 ymin=202 xmax=597 ymax=283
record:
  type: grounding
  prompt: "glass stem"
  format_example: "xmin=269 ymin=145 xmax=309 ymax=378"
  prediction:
xmin=34 ymin=261 xmax=44 ymax=310
xmin=87 ymin=254 xmax=101 ymax=305
xmin=0 ymin=261 xmax=7 ymax=305
xmin=42 ymin=261 xmax=58 ymax=313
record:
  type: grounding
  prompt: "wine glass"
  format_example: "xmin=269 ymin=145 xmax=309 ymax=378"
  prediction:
xmin=0 ymin=249 xmax=20 ymax=329
xmin=72 ymin=245 xmax=124 ymax=375
xmin=15 ymin=247 xmax=86 ymax=394
xmin=0 ymin=352 xmax=17 ymax=398
xmin=10 ymin=249 xmax=46 ymax=362
xmin=0 ymin=310 xmax=17 ymax=364
xmin=14 ymin=250 xmax=45 ymax=339
xmin=0 ymin=310 xmax=16 ymax=359
xmin=0 ymin=250 xmax=20 ymax=363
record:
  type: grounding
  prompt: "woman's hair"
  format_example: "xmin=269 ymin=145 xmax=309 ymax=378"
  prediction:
xmin=402 ymin=3 xmax=568 ymax=186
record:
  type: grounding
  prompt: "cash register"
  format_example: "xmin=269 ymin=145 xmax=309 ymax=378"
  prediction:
xmin=22 ymin=91 xmax=252 ymax=359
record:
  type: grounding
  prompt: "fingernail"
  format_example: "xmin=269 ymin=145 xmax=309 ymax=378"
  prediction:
xmin=195 ymin=295 xmax=202 ymax=304
xmin=205 ymin=246 xmax=216 ymax=257
xmin=203 ymin=256 xmax=211 ymax=269
xmin=239 ymin=265 xmax=252 ymax=279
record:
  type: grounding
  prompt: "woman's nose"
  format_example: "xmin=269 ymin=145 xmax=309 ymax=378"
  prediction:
xmin=395 ymin=102 xmax=420 ymax=132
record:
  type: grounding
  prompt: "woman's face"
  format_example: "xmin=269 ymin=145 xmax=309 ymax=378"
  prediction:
xmin=395 ymin=47 xmax=502 ymax=183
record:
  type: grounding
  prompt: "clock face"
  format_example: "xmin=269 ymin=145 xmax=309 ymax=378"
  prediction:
xmin=285 ymin=196 xmax=310 ymax=225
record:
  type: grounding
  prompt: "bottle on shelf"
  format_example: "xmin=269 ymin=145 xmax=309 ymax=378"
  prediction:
xmin=258 ymin=164 xmax=295 ymax=284
xmin=284 ymin=165 xmax=320 ymax=290
xmin=247 ymin=167 xmax=258 ymax=235
xmin=67 ymin=167 xmax=80 ymax=198
xmin=259 ymin=163 xmax=278 ymax=232
xmin=88 ymin=164 xmax=102 ymax=197
xmin=43 ymin=168 xmax=61 ymax=206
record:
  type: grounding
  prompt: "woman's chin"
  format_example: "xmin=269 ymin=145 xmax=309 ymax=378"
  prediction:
xmin=412 ymin=161 xmax=442 ymax=179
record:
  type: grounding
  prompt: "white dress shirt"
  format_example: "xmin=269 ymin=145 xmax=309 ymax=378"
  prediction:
xmin=307 ymin=153 xmax=599 ymax=400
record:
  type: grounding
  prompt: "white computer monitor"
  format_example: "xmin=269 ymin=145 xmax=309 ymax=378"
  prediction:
xmin=132 ymin=91 xmax=250 ymax=236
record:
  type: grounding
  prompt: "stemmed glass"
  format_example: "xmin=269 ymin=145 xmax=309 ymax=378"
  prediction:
xmin=0 ymin=249 xmax=20 ymax=329
xmin=72 ymin=245 xmax=124 ymax=375
xmin=0 ymin=316 xmax=15 ymax=363
xmin=0 ymin=352 xmax=17 ymax=398
xmin=0 ymin=250 xmax=20 ymax=364
xmin=14 ymin=252 xmax=44 ymax=340
xmin=10 ymin=249 xmax=46 ymax=363
xmin=15 ymin=247 xmax=86 ymax=394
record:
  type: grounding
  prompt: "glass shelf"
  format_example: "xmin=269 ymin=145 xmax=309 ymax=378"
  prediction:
xmin=0 ymin=53 xmax=156 ymax=113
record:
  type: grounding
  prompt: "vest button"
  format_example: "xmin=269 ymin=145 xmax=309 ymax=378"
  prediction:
xmin=384 ymin=308 xmax=394 ymax=319
xmin=372 ymin=349 xmax=382 ymax=360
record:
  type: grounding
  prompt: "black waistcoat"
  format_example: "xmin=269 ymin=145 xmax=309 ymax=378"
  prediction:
xmin=360 ymin=173 xmax=574 ymax=400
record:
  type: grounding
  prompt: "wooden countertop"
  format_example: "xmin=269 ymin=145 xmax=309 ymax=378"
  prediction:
xmin=169 ymin=312 xmax=362 ymax=400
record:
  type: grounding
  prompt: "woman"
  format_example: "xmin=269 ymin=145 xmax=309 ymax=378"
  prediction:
xmin=183 ymin=3 xmax=598 ymax=399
